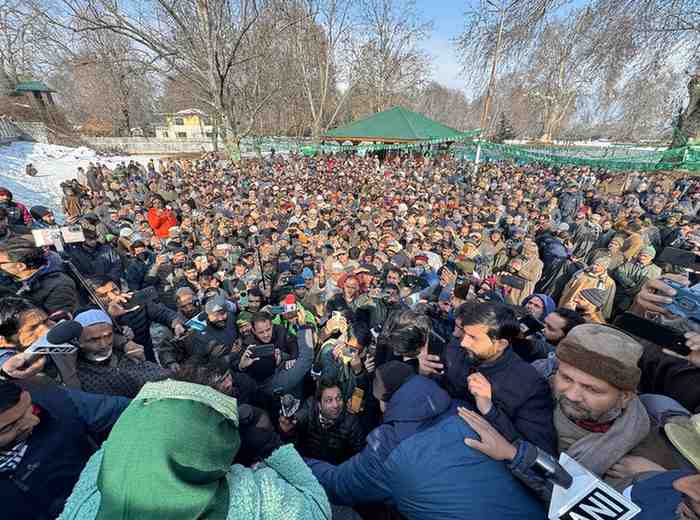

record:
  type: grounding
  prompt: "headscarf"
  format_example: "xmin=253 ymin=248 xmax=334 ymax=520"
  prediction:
xmin=96 ymin=380 xmax=239 ymax=519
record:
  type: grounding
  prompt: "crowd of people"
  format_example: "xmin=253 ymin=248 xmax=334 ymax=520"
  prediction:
xmin=0 ymin=150 xmax=699 ymax=519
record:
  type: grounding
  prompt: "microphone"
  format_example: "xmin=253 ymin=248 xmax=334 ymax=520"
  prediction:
xmin=46 ymin=320 xmax=83 ymax=345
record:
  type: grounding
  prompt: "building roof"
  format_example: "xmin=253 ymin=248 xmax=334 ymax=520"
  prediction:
xmin=174 ymin=109 xmax=207 ymax=116
xmin=324 ymin=106 xmax=464 ymax=143
xmin=15 ymin=81 xmax=55 ymax=93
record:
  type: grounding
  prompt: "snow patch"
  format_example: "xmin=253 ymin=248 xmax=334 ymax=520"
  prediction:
xmin=0 ymin=141 xmax=158 ymax=217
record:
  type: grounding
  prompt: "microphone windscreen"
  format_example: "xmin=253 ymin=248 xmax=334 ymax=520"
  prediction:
xmin=46 ymin=320 xmax=83 ymax=345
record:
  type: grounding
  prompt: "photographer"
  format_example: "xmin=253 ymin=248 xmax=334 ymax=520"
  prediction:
xmin=237 ymin=313 xmax=313 ymax=410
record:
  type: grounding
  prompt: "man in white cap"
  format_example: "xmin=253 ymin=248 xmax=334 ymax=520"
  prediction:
xmin=75 ymin=309 xmax=168 ymax=398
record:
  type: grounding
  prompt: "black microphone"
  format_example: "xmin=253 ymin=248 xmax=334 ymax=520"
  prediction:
xmin=46 ymin=320 xmax=83 ymax=345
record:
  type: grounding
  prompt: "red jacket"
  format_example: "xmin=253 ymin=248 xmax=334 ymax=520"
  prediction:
xmin=147 ymin=207 xmax=177 ymax=238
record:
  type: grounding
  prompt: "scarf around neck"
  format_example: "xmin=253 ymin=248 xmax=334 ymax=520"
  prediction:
xmin=554 ymin=396 xmax=650 ymax=480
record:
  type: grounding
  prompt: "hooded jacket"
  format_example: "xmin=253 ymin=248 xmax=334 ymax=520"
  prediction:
xmin=308 ymin=376 xmax=544 ymax=519
xmin=307 ymin=374 xmax=454 ymax=506
xmin=522 ymin=293 xmax=556 ymax=319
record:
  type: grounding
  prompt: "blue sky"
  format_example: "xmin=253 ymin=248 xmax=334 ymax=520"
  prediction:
xmin=417 ymin=0 xmax=589 ymax=92
xmin=416 ymin=1 xmax=468 ymax=91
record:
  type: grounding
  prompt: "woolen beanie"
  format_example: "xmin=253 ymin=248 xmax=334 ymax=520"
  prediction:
xmin=556 ymin=324 xmax=643 ymax=391
xmin=373 ymin=361 xmax=416 ymax=402
xmin=580 ymin=288 xmax=606 ymax=309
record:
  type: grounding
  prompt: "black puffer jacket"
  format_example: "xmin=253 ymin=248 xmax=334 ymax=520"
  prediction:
xmin=66 ymin=243 xmax=122 ymax=283
xmin=288 ymin=396 xmax=365 ymax=466
xmin=18 ymin=255 xmax=79 ymax=315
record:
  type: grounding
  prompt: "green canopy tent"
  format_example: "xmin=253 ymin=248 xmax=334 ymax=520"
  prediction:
xmin=324 ymin=106 xmax=466 ymax=143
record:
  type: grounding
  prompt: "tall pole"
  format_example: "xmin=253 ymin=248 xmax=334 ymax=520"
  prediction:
xmin=475 ymin=2 xmax=506 ymax=173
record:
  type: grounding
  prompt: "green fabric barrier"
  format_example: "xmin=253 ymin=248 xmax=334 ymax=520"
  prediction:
xmin=452 ymin=141 xmax=700 ymax=172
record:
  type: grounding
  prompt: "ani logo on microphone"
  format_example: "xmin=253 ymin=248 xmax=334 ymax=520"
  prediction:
xmin=549 ymin=454 xmax=641 ymax=520
xmin=559 ymin=483 xmax=639 ymax=520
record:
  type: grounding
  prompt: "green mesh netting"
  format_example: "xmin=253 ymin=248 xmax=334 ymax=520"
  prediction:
xmin=452 ymin=141 xmax=700 ymax=172
xmin=224 ymin=133 xmax=700 ymax=172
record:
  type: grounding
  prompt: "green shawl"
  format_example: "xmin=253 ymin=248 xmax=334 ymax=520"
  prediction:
xmin=59 ymin=379 xmax=331 ymax=520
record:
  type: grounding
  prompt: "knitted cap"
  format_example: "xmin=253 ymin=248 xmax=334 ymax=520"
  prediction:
xmin=556 ymin=324 xmax=643 ymax=391
xmin=580 ymin=288 xmax=606 ymax=309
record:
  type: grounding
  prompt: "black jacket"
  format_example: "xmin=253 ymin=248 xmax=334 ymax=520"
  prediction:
xmin=125 ymin=254 xmax=155 ymax=291
xmin=0 ymin=384 xmax=128 ymax=520
xmin=66 ymin=244 xmax=122 ymax=284
xmin=442 ymin=346 xmax=556 ymax=454
xmin=288 ymin=396 xmax=365 ymax=466
xmin=19 ymin=257 xmax=78 ymax=316
xmin=116 ymin=300 xmax=178 ymax=362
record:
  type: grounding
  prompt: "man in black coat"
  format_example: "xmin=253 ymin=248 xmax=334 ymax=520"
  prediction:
xmin=0 ymin=380 xmax=128 ymax=520
xmin=440 ymin=302 xmax=556 ymax=454
xmin=65 ymin=229 xmax=122 ymax=284
xmin=0 ymin=237 xmax=78 ymax=316
xmin=279 ymin=377 xmax=365 ymax=465
xmin=87 ymin=275 xmax=186 ymax=363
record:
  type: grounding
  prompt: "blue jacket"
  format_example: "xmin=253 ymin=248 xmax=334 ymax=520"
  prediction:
xmin=310 ymin=396 xmax=545 ymax=519
xmin=307 ymin=375 xmax=454 ymax=506
xmin=443 ymin=346 xmax=556 ymax=454
xmin=631 ymin=470 xmax=692 ymax=520
xmin=0 ymin=384 xmax=128 ymax=520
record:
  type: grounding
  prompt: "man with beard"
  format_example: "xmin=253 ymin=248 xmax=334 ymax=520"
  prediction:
xmin=558 ymin=256 xmax=616 ymax=320
xmin=74 ymin=309 xmax=169 ymax=398
xmin=278 ymin=376 xmax=364 ymax=465
xmin=440 ymin=302 xmax=555 ymax=453
xmin=189 ymin=294 xmax=239 ymax=360
xmin=461 ymin=323 xmax=683 ymax=499
xmin=175 ymin=287 xmax=201 ymax=320
xmin=237 ymin=312 xmax=313 ymax=410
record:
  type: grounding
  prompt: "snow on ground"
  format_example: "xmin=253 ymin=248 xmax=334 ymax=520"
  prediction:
xmin=0 ymin=141 xmax=159 ymax=217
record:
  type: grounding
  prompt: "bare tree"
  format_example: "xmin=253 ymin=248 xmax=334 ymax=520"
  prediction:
xmin=350 ymin=0 xmax=432 ymax=114
xmin=48 ymin=0 xmax=300 ymax=146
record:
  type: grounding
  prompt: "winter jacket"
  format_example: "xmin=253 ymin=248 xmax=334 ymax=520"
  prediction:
xmin=443 ymin=346 xmax=556 ymax=454
xmin=309 ymin=396 xmax=545 ymax=519
xmin=65 ymin=243 xmax=123 ymax=284
xmin=147 ymin=207 xmax=177 ymax=238
xmin=307 ymin=374 xmax=454 ymax=506
xmin=288 ymin=397 xmax=365 ymax=466
xmin=116 ymin=300 xmax=179 ymax=362
xmin=125 ymin=254 xmax=155 ymax=291
xmin=77 ymin=346 xmax=170 ymax=398
xmin=522 ymin=293 xmax=556 ymax=319
xmin=17 ymin=254 xmax=78 ymax=316
xmin=0 ymin=383 xmax=128 ymax=520
xmin=0 ymin=200 xmax=31 ymax=226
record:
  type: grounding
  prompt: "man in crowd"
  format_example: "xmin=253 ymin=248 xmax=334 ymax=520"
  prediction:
xmin=279 ymin=376 xmax=365 ymax=465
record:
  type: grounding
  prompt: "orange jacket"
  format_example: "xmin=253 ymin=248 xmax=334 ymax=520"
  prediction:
xmin=147 ymin=207 xmax=177 ymax=238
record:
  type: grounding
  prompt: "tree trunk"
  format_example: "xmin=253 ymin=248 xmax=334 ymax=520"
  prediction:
xmin=672 ymin=73 xmax=700 ymax=148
